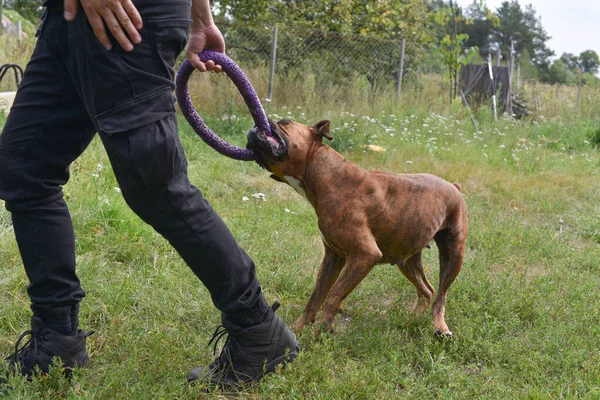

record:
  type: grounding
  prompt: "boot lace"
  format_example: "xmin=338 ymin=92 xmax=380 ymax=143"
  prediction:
xmin=6 ymin=328 xmax=95 ymax=369
xmin=208 ymin=325 xmax=243 ymax=368
xmin=7 ymin=329 xmax=44 ymax=365
xmin=207 ymin=302 xmax=280 ymax=379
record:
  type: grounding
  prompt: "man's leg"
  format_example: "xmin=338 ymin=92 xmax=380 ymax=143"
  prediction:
xmin=62 ymin=0 xmax=271 ymax=325
xmin=51 ymin=0 xmax=298 ymax=384
xmin=0 ymin=28 xmax=96 ymax=335
xmin=100 ymin=113 xmax=271 ymax=324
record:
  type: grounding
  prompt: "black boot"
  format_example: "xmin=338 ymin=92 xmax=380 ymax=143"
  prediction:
xmin=5 ymin=316 xmax=93 ymax=377
xmin=189 ymin=302 xmax=300 ymax=388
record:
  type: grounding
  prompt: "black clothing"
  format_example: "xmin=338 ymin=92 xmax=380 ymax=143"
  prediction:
xmin=0 ymin=0 xmax=269 ymax=333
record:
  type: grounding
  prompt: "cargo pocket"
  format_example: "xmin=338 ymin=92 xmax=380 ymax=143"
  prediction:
xmin=96 ymin=87 xmax=187 ymax=194
xmin=80 ymin=13 xmax=178 ymax=111
xmin=96 ymin=86 xmax=175 ymax=135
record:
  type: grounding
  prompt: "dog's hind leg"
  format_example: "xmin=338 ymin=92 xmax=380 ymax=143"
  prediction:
xmin=295 ymin=246 xmax=345 ymax=333
xmin=397 ymin=252 xmax=435 ymax=315
xmin=432 ymin=228 xmax=466 ymax=337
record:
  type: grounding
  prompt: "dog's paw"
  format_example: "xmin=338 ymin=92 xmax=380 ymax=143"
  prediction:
xmin=314 ymin=322 xmax=335 ymax=339
xmin=434 ymin=329 xmax=454 ymax=339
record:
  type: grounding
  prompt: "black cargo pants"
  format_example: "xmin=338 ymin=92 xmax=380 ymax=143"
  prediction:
xmin=0 ymin=0 xmax=269 ymax=333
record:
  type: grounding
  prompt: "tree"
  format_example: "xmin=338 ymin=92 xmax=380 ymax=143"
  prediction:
xmin=217 ymin=0 xmax=431 ymax=43
xmin=461 ymin=0 xmax=496 ymax=54
xmin=430 ymin=1 xmax=479 ymax=102
xmin=559 ymin=53 xmax=579 ymax=71
xmin=439 ymin=1 xmax=552 ymax=65
xmin=579 ymin=50 xmax=599 ymax=74
xmin=215 ymin=0 xmax=434 ymax=91
xmin=557 ymin=50 xmax=599 ymax=84
xmin=490 ymin=1 xmax=553 ymax=65
xmin=547 ymin=59 xmax=576 ymax=85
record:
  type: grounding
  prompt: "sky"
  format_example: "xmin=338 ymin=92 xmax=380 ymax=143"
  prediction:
xmin=455 ymin=0 xmax=600 ymax=61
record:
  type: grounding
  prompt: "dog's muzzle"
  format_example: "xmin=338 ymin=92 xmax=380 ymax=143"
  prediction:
xmin=246 ymin=121 xmax=288 ymax=168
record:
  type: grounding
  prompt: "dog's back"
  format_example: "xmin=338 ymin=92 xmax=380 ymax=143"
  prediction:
xmin=350 ymin=170 xmax=466 ymax=264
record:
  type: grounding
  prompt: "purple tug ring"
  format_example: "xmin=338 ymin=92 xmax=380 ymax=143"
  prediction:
xmin=175 ymin=50 xmax=271 ymax=161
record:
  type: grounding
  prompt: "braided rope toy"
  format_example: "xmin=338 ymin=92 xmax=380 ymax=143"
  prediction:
xmin=175 ymin=51 xmax=272 ymax=161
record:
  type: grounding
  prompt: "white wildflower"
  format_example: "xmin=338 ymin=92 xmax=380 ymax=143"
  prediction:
xmin=252 ymin=193 xmax=267 ymax=202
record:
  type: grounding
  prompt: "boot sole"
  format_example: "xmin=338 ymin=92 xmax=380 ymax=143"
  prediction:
xmin=193 ymin=340 xmax=301 ymax=390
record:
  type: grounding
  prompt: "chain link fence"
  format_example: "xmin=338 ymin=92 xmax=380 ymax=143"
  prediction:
xmin=215 ymin=20 xmax=416 ymax=108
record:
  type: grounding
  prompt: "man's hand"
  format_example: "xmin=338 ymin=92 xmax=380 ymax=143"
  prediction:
xmin=186 ymin=24 xmax=225 ymax=73
xmin=64 ymin=0 xmax=143 ymax=52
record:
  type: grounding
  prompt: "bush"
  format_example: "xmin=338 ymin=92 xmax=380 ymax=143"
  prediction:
xmin=588 ymin=124 xmax=600 ymax=148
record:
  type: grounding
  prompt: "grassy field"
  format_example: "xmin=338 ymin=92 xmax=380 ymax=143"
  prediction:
xmin=1 ymin=99 xmax=599 ymax=398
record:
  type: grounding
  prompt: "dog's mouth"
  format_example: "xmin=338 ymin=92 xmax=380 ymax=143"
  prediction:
xmin=246 ymin=120 xmax=288 ymax=168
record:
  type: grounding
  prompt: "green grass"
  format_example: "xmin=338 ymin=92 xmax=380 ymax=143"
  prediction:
xmin=1 ymin=105 xmax=600 ymax=399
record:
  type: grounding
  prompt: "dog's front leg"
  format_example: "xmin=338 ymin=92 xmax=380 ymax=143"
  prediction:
xmin=317 ymin=248 xmax=382 ymax=335
xmin=295 ymin=246 xmax=345 ymax=333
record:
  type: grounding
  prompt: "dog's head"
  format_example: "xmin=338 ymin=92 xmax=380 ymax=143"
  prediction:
xmin=246 ymin=119 xmax=333 ymax=180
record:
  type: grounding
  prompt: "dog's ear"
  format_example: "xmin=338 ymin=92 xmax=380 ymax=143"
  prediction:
xmin=311 ymin=120 xmax=333 ymax=140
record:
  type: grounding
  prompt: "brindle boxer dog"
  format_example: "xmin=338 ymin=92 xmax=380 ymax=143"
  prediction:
xmin=247 ymin=119 xmax=468 ymax=337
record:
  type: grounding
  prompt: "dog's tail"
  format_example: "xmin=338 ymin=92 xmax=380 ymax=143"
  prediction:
xmin=453 ymin=183 xmax=462 ymax=193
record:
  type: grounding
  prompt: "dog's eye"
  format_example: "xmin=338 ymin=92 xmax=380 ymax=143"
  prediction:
xmin=278 ymin=119 xmax=292 ymax=126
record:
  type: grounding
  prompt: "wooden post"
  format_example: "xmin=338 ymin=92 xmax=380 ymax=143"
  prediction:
xmin=532 ymin=80 xmax=537 ymax=110
xmin=576 ymin=67 xmax=583 ymax=109
xmin=396 ymin=38 xmax=406 ymax=100
xmin=17 ymin=20 xmax=22 ymax=46
xmin=496 ymin=48 xmax=502 ymax=67
xmin=458 ymin=85 xmax=479 ymax=130
xmin=449 ymin=67 xmax=453 ymax=103
xmin=0 ymin=0 xmax=4 ymax=36
xmin=267 ymin=23 xmax=278 ymax=104
xmin=489 ymin=54 xmax=497 ymax=122
xmin=505 ymin=39 xmax=514 ymax=115
xmin=517 ymin=63 xmax=521 ymax=92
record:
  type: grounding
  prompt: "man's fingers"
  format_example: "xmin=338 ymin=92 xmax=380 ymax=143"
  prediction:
xmin=102 ymin=11 xmax=134 ymax=51
xmin=187 ymin=52 xmax=207 ymax=72
xmin=88 ymin=15 xmax=113 ymax=50
xmin=112 ymin=2 xmax=141 ymax=44
xmin=187 ymin=55 xmax=223 ymax=73
xmin=204 ymin=60 xmax=215 ymax=71
xmin=204 ymin=60 xmax=223 ymax=73
xmin=122 ymin=0 xmax=143 ymax=30
xmin=63 ymin=0 xmax=78 ymax=20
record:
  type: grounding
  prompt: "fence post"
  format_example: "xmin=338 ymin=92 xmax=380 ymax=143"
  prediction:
xmin=516 ymin=63 xmax=520 ymax=92
xmin=488 ymin=54 xmax=497 ymax=122
xmin=576 ymin=67 xmax=582 ymax=109
xmin=267 ymin=23 xmax=278 ymax=104
xmin=505 ymin=39 xmax=514 ymax=114
xmin=396 ymin=38 xmax=406 ymax=100
xmin=17 ymin=20 xmax=22 ymax=46
xmin=0 ymin=0 xmax=4 ymax=35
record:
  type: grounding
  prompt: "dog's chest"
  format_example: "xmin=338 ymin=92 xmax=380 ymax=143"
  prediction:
xmin=284 ymin=175 xmax=310 ymax=204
